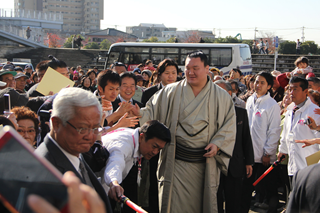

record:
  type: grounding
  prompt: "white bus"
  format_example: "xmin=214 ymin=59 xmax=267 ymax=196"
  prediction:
xmin=104 ymin=42 xmax=252 ymax=75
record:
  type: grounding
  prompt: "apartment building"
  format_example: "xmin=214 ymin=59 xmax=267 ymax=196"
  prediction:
xmin=126 ymin=23 xmax=177 ymax=39
xmin=14 ymin=0 xmax=103 ymax=33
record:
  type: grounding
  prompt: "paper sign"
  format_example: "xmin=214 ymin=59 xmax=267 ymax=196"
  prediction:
xmin=306 ymin=150 xmax=320 ymax=166
xmin=36 ymin=67 xmax=74 ymax=95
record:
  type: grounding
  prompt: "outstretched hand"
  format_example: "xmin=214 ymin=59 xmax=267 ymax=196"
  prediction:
xmin=116 ymin=112 xmax=139 ymax=128
xmin=314 ymin=108 xmax=320 ymax=115
xmin=101 ymin=95 xmax=113 ymax=112
xmin=296 ymin=138 xmax=320 ymax=148
xmin=116 ymin=102 xmax=134 ymax=117
xmin=128 ymin=103 xmax=141 ymax=118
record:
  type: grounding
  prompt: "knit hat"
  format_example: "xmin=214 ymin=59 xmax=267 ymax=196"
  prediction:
xmin=135 ymin=74 xmax=144 ymax=82
xmin=141 ymin=70 xmax=152 ymax=78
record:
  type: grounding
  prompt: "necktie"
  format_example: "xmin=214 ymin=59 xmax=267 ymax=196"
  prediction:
xmin=292 ymin=106 xmax=299 ymax=124
xmin=79 ymin=156 xmax=94 ymax=188
xmin=292 ymin=106 xmax=299 ymax=116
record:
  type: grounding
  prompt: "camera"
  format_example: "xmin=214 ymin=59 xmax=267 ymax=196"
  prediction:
xmin=38 ymin=110 xmax=52 ymax=122
xmin=304 ymin=118 xmax=311 ymax=125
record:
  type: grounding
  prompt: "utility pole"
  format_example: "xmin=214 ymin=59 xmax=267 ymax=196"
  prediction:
xmin=218 ymin=29 xmax=221 ymax=38
xmin=254 ymin=27 xmax=258 ymax=41
xmin=254 ymin=27 xmax=258 ymax=53
xmin=301 ymin=26 xmax=305 ymax=42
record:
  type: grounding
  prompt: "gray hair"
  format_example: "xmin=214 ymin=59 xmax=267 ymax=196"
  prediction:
xmin=214 ymin=80 xmax=232 ymax=92
xmin=52 ymin=87 xmax=102 ymax=125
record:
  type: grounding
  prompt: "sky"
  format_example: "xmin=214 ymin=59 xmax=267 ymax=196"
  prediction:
xmin=2 ymin=0 xmax=320 ymax=44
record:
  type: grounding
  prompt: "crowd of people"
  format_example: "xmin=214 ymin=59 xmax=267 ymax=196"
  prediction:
xmin=1 ymin=53 xmax=320 ymax=213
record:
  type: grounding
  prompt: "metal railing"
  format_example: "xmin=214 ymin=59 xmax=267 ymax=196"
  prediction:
xmin=0 ymin=8 xmax=63 ymax=22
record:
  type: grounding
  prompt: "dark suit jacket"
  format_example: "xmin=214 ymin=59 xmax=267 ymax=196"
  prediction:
xmin=287 ymin=163 xmax=320 ymax=213
xmin=35 ymin=135 xmax=112 ymax=213
xmin=141 ymin=83 xmax=163 ymax=107
xmin=27 ymin=83 xmax=44 ymax=97
xmin=228 ymin=106 xmax=254 ymax=178
xmin=112 ymin=96 xmax=143 ymax=112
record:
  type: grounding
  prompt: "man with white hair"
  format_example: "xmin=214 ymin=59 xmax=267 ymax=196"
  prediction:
xmin=35 ymin=87 xmax=112 ymax=212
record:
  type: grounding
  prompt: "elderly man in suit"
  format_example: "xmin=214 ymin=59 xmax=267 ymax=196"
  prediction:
xmin=215 ymin=80 xmax=254 ymax=213
xmin=35 ymin=87 xmax=112 ymax=213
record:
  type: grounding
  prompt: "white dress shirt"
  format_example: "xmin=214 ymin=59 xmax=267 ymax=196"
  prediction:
xmin=279 ymin=98 xmax=320 ymax=176
xmin=246 ymin=92 xmax=281 ymax=163
xmin=102 ymin=128 xmax=141 ymax=186
xmin=119 ymin=94 xmax=133 ymax=103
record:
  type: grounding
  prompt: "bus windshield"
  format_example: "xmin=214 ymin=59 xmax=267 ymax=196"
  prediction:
xmin=240 ymin=46 xmax=251 ymax=61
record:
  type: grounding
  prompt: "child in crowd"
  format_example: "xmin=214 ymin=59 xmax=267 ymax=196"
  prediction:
xmin=287 ymin=56 xmax=313 ymax=78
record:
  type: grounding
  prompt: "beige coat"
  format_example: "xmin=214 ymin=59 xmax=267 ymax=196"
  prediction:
xmin=140 ymin=78 xmax=236 ymax=213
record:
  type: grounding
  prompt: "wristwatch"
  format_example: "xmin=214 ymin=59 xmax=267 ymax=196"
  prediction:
xmin=263 ymin=151 xmax=270 ymax=157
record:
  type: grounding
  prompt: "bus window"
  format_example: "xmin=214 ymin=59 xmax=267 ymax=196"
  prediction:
xmin=180 ymin=48 xmax=209 ymax=65
xmin=107 ymin=52 xmax=120 ymax=68
xmin=152 ymin=48 xmax=179 ymax=54
xmin=151 ymin=54 xmax=179 ymax=65
xmin=181 ymin=48 xmax=209 ymax=54
xmin=240 ymin=46 xmax=251 ymax=61
xmin=210 ymin=48 xmax=232 ymax=67
xmin=125 ymin=47 xmax=149 ymax=53
xmin=119 ymin=53 xmax=149 ymax=70
xmin=122 ymin=53 xmax=131 ymax=64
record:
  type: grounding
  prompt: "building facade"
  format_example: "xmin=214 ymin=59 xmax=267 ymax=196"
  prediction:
xmin=14 ymin=0 xmax=103 ymax=34
xmin=86 ymin=28 xmax=138 ymax=44
xmin=126 ymin=23 xmax=176 ymax=39
xmin=162 ymin=30 xmax=216 ymax=42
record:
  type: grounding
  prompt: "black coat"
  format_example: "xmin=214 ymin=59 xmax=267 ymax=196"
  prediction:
xmin=141 ymin=84 xmax=163 ymax=107
xmin=228 ymin=106 xmax=254 ymax=178
xmin=35 ymin=136 xmax=113 ymax=213
xmin=112 ymin=96 xmax=143 ymax=112
xmin=27 ymin=83 xmax=44 ymax=97
xmin=287 ymin=163 xmax=320 ymax=213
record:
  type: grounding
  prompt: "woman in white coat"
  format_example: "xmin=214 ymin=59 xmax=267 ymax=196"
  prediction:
xmin=241 ymin=71 xmax=281 ymax=213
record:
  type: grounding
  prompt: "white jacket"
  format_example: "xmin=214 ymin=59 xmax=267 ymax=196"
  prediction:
xmin=246 ymin=92 xmax=281 ymax=163
xmin=279 ymin=98 xmax=320 ymax=176
xmin=102 ymin=128 xmax=141 ymax=186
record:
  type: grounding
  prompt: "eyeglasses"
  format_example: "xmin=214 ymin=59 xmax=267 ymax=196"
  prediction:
xmin=66 ymin=121 xmax=103 ymax=135
xmin=17 ymin=129 xmax=35 ymax=134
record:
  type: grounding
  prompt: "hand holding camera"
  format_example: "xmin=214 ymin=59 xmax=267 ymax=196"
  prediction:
xmin=305 ymin=116 xmax=320 ymax=131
